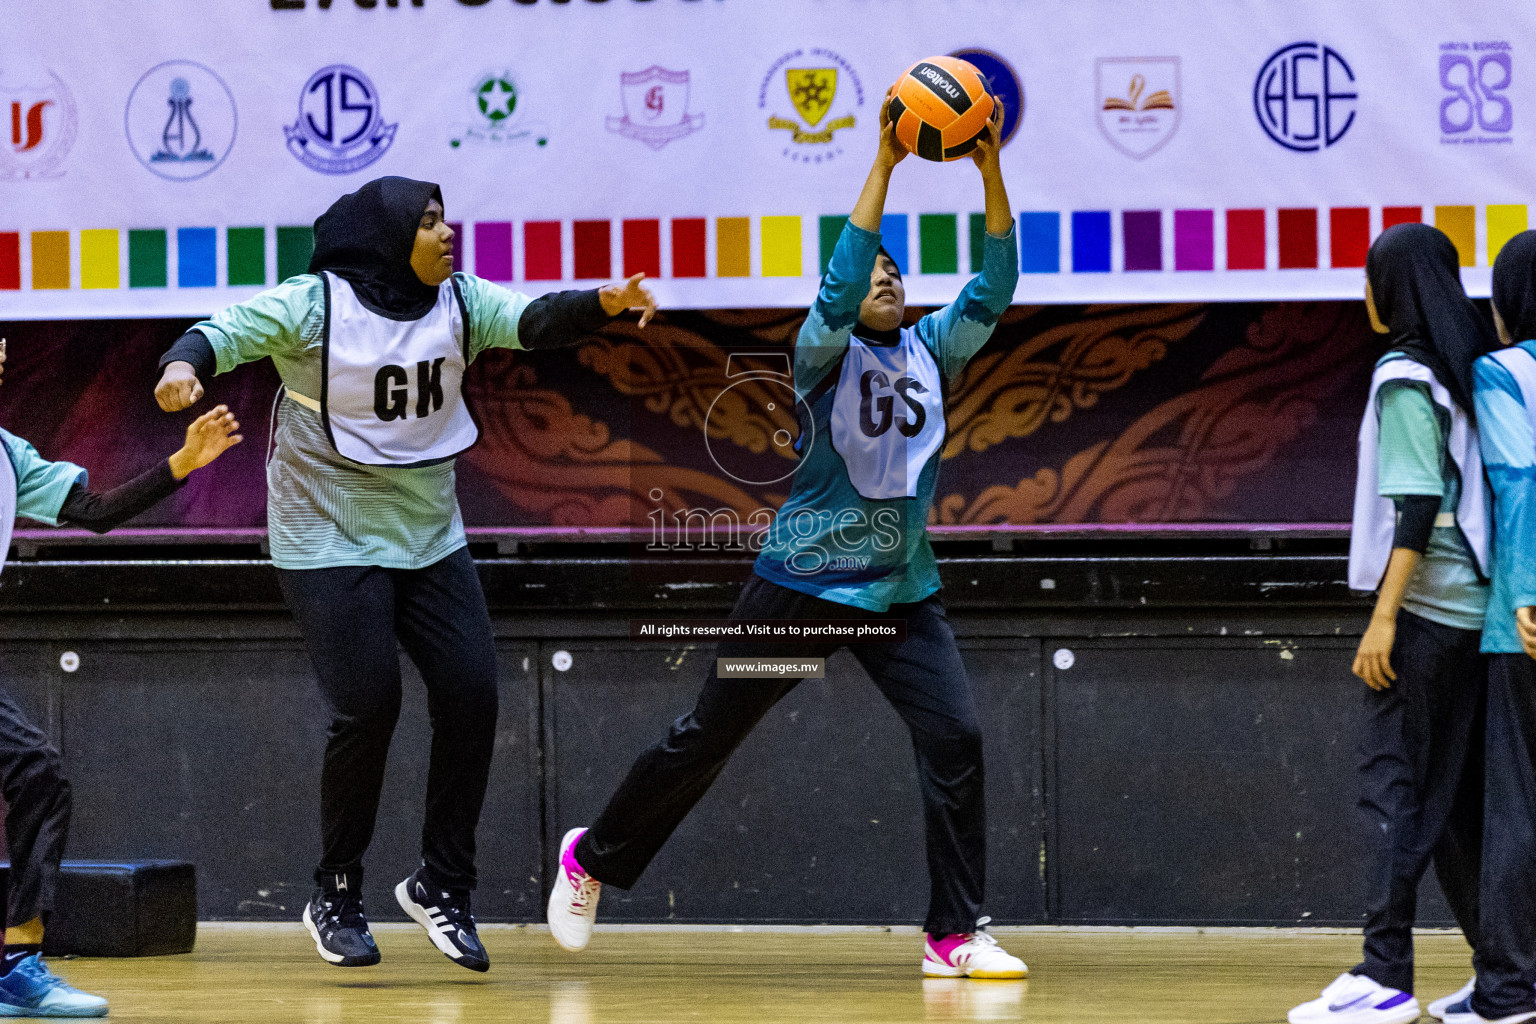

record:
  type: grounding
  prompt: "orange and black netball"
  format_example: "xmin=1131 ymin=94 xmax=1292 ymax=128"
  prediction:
xmin=886 ymin=56 xmax=996 ymax=162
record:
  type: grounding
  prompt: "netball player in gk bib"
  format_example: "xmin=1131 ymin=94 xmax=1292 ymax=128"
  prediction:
xmin=547 ymin=103 xmax=1027 ymax=979
xmin=0 ymin=344 xmax=240 ymax=1018
xmin=1448 ymin=230 xmax=1536 ymax=1024
xmin=1291 ymin=224 xmax=1494 ymax=1024
xmin=153 ymin=177 xmax=656 ymax=973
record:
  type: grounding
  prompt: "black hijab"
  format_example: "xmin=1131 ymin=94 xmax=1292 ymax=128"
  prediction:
xmin=1366 ymin=222 xmax=1495 ymax=418
xmin=1492 ymin=230 xmax=1536 ymax=344
xmin=852 ymin=246 xmax=905 ymax=345
xmin=309 ymin=176 xmax=444 ymax=320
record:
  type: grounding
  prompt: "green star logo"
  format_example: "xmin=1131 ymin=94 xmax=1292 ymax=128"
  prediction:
xmin=476 ymin=76 xmax=517 ymax=124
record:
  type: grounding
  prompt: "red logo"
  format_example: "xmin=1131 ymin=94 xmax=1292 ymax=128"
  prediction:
xmin=0 ymin=70 xmax=76 ymax=179
xmin=10 ymin=100 xmax=50 ymax=152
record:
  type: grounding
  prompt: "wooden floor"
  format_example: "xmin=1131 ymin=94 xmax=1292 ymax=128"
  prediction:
xmin=52 ymin=925 xmax=1473 ymax=1023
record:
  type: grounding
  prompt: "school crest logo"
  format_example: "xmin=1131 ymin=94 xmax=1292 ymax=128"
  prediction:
xmin=0 ymin=67 xmax=76 ymax=180
xmin=760 ymin=47 xmax=863 ymax=164
xmin=125 ymin=60 xmax=237 ymax=181
xmin=285 ymin=65 xmax=396 ymax=174
xmin=1096 ymin=57 xmax=1180 ymax=159
xmin=450 ymin=72 xmax=549 ymax=148
xmin=605 ymin=67 xmax=703 ymax=150
xmin=787 ymin=69 xmax=837 ymax=127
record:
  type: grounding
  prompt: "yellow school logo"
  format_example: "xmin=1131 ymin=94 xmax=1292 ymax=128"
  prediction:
xmin=786 ymin=68 xmax=836 ymax=126
xmin=760 ymin=49 xmax=863 ymax=162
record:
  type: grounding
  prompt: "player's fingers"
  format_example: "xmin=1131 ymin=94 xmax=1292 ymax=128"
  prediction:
xmin=1381 ymin=655 xmax=1397 ymax=682
xmin=190 ymin=380 xmax=205 ymax=404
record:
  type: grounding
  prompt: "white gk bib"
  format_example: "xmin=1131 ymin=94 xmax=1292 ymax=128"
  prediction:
xmin=320 ymin=272 xmax=480 ymax=467
xmin=829 ymin=332 xmax=946 ymax=500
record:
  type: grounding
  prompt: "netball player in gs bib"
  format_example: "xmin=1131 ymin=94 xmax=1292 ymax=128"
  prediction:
xmin=1446 ymin=230 xmax=1536 ymax=1024
xmin=1291 ymin=224 xmax=1495 ymax=1024
xmin=0 ymin=344 xmax=240 ymax=1018
xmin=153 ymin=178 xmax=656 ymax=973
xmin=547 ymin=104 xmax=1028 ymax=979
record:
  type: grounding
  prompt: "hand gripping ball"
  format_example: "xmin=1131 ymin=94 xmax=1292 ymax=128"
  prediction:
xmin=887 ymin=56 xmax=996 ymax=161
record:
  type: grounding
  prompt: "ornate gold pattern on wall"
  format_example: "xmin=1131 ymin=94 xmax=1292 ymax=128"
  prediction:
xmin=579 ymin=314 xmax=806 ymax=465
xmin=937 ymin=303 xmax=1375 ymax=524
xmin=461 ymin=357 xmax=764 ymax=525
xmin=944 ymin=304 xmax=1205 ymax=458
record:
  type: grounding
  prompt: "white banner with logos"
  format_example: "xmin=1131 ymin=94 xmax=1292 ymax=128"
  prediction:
xmin=0 ymin=0 xmax=1530 ymax=319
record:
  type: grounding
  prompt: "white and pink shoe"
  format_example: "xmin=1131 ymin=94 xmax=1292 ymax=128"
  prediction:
xmin=547 ymin=827 xmax=602 ymax=951
xmin=921 ymin=917 xmax=1028 ymax=979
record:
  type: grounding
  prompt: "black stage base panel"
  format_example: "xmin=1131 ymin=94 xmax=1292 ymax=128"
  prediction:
xmin=0 ymin=860 xmax=196 ymax=957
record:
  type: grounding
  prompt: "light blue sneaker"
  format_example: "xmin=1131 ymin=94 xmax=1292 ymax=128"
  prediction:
xmin=0 ymin=954 xmax=108 ymax=1017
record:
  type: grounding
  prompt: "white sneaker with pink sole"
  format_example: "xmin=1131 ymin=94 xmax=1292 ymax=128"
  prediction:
xmin=921 ymin=918 xmax=1027 ymax=979
xmin=547 ymin=827 xmax=602 ymax=951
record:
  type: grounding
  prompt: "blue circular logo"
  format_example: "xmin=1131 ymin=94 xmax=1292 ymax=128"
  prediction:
xmin=284 ymin=65 xmax=397 ymax=174
xmin=950 ymin=48 xmax=1023 ymax=146
xmin=125 ymin=60 xmax=237 ymax=182
xmin=1253 ymin=43 xmax=1356 ymax=152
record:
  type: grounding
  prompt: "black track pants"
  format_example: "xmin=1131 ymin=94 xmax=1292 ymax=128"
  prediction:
xmin=278 ymin=546 xmax=498 ymax=892
xmin=577 ymin=573 xmax=986 ymax=936
xmin=1471 ymin=653 xmax=1536 ymax=1018
xmin=1354 ymin=609 xmax=1485 ymax=994
xmin=0 ymin=693 xmax=70 ymax=927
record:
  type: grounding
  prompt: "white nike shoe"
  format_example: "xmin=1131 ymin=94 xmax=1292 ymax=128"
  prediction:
xmin=921 ymin=918 xmax=1027 ymax=979
xmin=1288 ymin=972 xmax=1420 ymax=1024
xmin=1431 ymin=980 xmax=1477 ymax=1020
xmin=547 ymin=827 xmax=601 ymax=952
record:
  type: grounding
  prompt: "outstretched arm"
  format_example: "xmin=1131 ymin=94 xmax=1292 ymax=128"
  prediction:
xmin=154 ymin=276 xmax=316 ymax=411
xmin=59 ymin=407 xmax=243 ymax=533
xmin=461 ymin=273 xmax=657 ymax=357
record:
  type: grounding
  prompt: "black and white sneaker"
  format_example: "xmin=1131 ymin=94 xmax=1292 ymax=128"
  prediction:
xmin=395 ymin=868 xmax=490 ymax=972
xmin=302 ymin=888 xmax=381 ymax=967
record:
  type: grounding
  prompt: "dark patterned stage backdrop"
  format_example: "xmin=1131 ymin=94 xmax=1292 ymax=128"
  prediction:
xmin=0 ymin=301 xmax=1378 ymax=535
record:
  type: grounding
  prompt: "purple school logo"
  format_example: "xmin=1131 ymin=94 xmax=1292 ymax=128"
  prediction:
xmin=1440 ymin=41 xmax=1513 ymax=144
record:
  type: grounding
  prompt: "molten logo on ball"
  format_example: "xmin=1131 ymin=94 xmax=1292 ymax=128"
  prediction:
xmin=887 ymin=56 xmax=995 ymax=162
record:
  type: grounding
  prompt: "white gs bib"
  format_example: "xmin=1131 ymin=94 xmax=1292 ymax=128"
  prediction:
xmin=320 ymin=272 xmax=480 ymax=467
xmin=829 ymin=332 xmax=946 ymax=500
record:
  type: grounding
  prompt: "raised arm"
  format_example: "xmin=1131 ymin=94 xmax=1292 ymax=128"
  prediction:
xmin=917 ymin=103 xmax=1018 ymax=379
xmin=796 ymin=107 xmax=908 ymax=392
